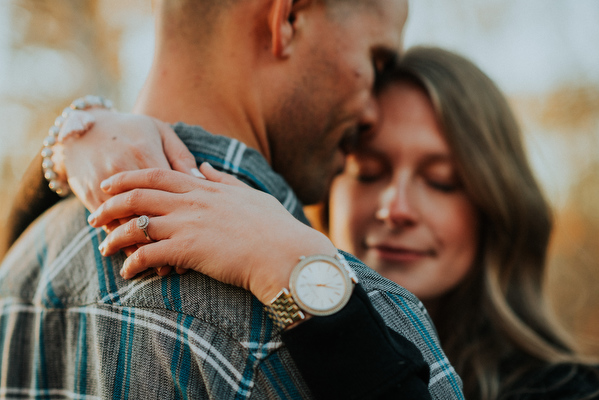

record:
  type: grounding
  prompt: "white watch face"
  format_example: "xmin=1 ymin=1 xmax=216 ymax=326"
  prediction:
xmin=290 ymin=256 xmax=353 ymax=316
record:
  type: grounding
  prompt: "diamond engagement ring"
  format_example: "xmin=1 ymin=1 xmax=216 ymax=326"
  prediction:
xmin=137 ymin=215 xmax=151 ymax=241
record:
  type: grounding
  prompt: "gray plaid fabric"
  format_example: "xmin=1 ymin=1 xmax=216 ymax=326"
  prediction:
xmin=0 ymin=124 xmax=463 ymax=399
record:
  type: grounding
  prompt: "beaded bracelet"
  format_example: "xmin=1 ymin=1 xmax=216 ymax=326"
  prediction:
xmin=41 ymin=95 xmax=114 ymax=197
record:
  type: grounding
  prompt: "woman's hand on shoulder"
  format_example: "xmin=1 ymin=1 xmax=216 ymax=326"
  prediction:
xmin=87 ymin=163 xmax=337 ymax=304
xmin=53 ymin=109 xmax=199 ymax=212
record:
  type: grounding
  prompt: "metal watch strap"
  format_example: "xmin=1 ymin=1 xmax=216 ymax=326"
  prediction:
xmin=266 ymin=288 xmax=306 ymax=329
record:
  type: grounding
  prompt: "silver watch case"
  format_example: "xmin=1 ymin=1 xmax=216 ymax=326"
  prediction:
xmin=288 ymin=253 xmax=357 ymax=316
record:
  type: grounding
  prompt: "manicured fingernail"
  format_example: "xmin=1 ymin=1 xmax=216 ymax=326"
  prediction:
xmin=191 ymin=168 xmax=206 ymax=179
xmin=100 ymin=177 xmax=113 ymax=191
xmin=98 ymin=240 xmax=106 ymax=254
xmin=88 ymin=210 xmax=98 ymax=224
xmin=120 ymin=267 xmax=125 ymax=278
xmin=201 ymin=162 xmax=214 ymax=171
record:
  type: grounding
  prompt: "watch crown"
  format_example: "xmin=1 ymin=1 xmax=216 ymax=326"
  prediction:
xmin=335 ymin=252 xmax=359 ymax=284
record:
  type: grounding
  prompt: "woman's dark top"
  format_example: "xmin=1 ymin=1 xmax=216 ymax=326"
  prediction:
xmin=283 ymin=284 xmax=432 ymax=400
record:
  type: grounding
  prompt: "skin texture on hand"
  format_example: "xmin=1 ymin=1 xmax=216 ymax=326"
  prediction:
xmin=88 ymin=163 xmax=337 ymax=305
xmin=53 ymin=109 xmax=200 ymax=212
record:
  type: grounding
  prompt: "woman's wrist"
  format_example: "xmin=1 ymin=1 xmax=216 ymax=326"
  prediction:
xmin=41 ymin=95 xmax=115 ymax=197
xmin=250 ymin=227 xmax=337 ymax=306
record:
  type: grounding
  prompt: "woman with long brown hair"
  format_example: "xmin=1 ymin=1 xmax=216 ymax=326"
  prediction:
xmin=322 ymin=46 xmax=599 ymax=399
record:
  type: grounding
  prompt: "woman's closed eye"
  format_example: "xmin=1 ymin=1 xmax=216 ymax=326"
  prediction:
xmin=423 ymin=162 xmax=462 ymax=193
xmin=427 ymin=180 xmax=460 ymax=193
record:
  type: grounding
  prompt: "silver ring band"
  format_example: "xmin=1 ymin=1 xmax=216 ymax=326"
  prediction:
xmin=137 ymin=215 xmax=151 ymax=241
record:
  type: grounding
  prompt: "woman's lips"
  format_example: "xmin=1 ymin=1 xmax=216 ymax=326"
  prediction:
xmin=369 ymin=245 xmax=432 ymax=263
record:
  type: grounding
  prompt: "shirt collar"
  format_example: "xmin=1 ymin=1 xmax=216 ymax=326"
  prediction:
xmin=173 ymin=123 xmax=309 ymax=225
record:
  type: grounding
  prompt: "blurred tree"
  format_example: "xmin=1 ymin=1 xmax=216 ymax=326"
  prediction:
xmin=548 ymin=163 xmax=599 ymax=355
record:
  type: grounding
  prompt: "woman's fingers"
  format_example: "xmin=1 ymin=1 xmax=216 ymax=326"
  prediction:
xmin=120 ymin=240 xmax=185 ymax=279
xmin=200 ymin=162 xmax=249 ymax=188
xmin=155 ymin=265 xmax=173 ymax=276
xmin=99 ymin=216 xmax=179 ymax=278
xmin=154 ymin=119 xmax=205 ymax=179
xmin=100 ymin=168 xmax=197 ymax=196
xmin=99 ymin=215 xmax=164 ymax=256
xmin=88 ymin=188 xmax=179 ymax=227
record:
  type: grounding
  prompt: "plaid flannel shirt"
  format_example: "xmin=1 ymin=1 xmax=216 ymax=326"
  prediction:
xmin=0 ymin=124 xmax=463 ymax=399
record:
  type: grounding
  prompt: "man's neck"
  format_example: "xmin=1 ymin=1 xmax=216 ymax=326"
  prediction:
xmin=132 ymin=57 xmax=272 ymax=164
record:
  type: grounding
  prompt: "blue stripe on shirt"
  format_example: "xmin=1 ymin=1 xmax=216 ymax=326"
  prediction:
xmin=171 ymin=275 xmax=183 ymax=312
xmin=113 ymin=308 xmax=134 ymax=399
xmin=124 ymin=309 xmax=136 ymax=400
xmin=34 ymin=310 xmax=49 ymax=393
xmin=35 ymin=232 xmax=64 ymax=309
xmin=75 ymin=313 xmax=88 ymax=394
xmin=235 ymin=297 xmax=265 ymax=400
xmin=261 ymin=353 xmax=301 ymax=400
xmin=85 ymin=209 xmax=119 ymax=304
xmin=90 ymin=223 xmax=110 ymax=299
xmin=97 ymin=229 xmax=121 ymax=305
xmin=180 ymin=316 xmax=194 ymax=397
xmin=172 ymin=313 xmax=184 ymax=400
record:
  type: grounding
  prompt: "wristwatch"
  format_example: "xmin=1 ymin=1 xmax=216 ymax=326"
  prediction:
xmin=266 ymin=253 xmax=358 ymax=329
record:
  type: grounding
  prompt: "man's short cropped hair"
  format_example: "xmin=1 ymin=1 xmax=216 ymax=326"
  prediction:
xmin=157 ymin=0 xmax=373 ymax=46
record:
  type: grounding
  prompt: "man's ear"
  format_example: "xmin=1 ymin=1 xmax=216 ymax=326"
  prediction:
xmin=269 ymin=0 xmax=294 ymax=58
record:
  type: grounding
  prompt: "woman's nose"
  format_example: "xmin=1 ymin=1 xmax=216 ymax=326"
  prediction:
xmin=376 ymin=180 xmax=418 ymax=227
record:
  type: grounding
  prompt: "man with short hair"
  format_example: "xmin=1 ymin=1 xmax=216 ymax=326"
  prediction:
xmin=0 ymin=0 xmax=463 ymax=398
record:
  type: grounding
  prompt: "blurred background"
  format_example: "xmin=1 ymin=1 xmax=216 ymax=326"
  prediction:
xmin=0 ymin=0 xmax=597 ymax=353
